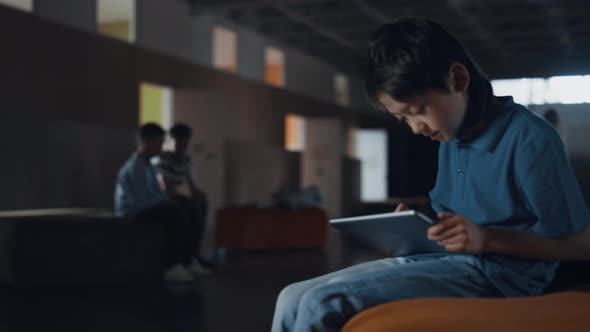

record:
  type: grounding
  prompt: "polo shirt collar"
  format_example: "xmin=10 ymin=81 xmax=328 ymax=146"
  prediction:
xmin=457 ymin=96 xmax=517 ymax=152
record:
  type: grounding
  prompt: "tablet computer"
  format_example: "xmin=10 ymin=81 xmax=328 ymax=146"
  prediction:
xmin=330 ymin=210 xmax=445 ymax=257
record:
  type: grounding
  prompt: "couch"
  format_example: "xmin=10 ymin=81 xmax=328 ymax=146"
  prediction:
xmin=0 ymin=208 xmax=165 ymax=285
xmin=215 ymin=207 xmax=329 ymax=250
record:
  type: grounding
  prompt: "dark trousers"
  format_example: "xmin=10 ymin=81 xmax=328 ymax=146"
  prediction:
xmin=136 ymin=198 xmax=206 ymax=267
xmin=193 ymin=190 xmax=208 ymax=225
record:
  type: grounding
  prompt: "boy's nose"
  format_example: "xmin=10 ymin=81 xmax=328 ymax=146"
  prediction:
xmin=410 ymin=122 xmax=427 ymax=135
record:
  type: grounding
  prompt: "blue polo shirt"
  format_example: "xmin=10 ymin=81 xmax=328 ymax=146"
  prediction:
xmin=430 ymin=96 xmax=590 ymax=297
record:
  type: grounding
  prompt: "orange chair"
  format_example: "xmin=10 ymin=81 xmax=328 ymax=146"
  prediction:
xmin=343 ymin=291 xmax=590 ymax=332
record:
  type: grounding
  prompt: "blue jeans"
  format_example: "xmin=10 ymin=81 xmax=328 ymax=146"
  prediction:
xmin=271 ymin=253 xmax=502 ymax=332
xmin=136 ymin=198 xmax=205 ymax=266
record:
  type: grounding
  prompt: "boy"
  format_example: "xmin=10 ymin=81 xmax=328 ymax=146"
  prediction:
xmin=153 ymin=123 xmax=212 ymax=274
xmin=271 ymin=18 xmax=590 ymax=332
xmin=115 ymin=123 xmax=210 ymax=282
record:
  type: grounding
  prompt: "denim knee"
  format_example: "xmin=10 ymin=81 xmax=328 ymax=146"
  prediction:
xmin=298 ymin=283 xmax=350 ymax=315
xmin=277 ymin=281 xmax=308 ymax=308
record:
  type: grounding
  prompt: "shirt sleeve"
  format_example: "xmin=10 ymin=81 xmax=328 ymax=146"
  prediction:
xmin=515 ymin=136 xmax=590 ymax=237
xmin=114 ymin=170 xmax=134 ymax=217
xmin=156 ymin=153 xmax=189 ymax=185
xmin=114 ymin=166 xmax=168 ymax=217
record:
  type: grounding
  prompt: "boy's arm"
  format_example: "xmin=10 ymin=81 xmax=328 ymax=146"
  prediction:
xmin=483 ymin=227 xmax=590 ymax=261
xmin=115 ymin=170 xmax=168 ymax=216
xmin=428 ymin=213 xmax=590 ymax=260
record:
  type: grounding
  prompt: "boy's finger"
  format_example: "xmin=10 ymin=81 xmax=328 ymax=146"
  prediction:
xmin=428 ymin=216 xmax=462 ymax=237
xmin=394 ymin=203 xmax=409 ymax=212
xmin=437 ymin=212 xmax=455 ymax=220
xmin=441 ymin=234 xmax=468 ymax=246
xmin=429 ymin=223 xmax=466 ymax=241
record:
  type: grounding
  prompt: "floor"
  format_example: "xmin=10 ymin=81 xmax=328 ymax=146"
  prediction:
xmin=0 ymin=230 xmax=381 ymax=332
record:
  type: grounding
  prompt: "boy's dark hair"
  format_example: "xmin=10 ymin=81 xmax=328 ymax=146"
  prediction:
xmin=139 ymin=123 xmax=165 ymax=141
xmin=543 ymin=109 xmax=559 ymax=127
xmin=366 ymin=18 xmax=495 ymax=138
xmin=170 ymin=123 xmax=192 ymax=139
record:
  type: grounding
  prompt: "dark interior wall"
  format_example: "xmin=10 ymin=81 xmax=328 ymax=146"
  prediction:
xmin=0 ymin=6 xmax=137 ymax=210
xmin=135 ymin=0 xmax=369 ymax=109
xmin=34 ymin=0 xmax=96 ymax=33
xmin=0 ymin=5 xmax=356 ymax=212
xmin=224 ymin=142 xmax=301 ymax=206
xmin=302 ymin=118 xmax=346 ymax=217
xmin=341 ymin=157 xmax=361 ymax=217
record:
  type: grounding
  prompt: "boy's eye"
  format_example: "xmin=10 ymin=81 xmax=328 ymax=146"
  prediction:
xmin=415 ymin=105 xmax=426 ymax=115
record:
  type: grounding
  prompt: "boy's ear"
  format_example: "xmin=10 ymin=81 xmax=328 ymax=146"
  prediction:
xmin=448 ymin=63 xmax=470 ymax=94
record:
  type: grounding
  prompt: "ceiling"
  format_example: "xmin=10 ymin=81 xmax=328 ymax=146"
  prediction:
xmin=185 ymin=0 xmax=590 ymax=79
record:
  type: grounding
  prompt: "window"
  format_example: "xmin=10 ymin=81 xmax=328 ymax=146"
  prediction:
xmin=265 ymin=47 xmax=285 ymax=87
xmin=491 ymin=78 xmax=531 ymax=105
xmin=355 ymin=129 xmax=388 ymax=202
xmin=285 ymin=114 xmax=305 ymax=152
xmin=334 ymin=73 xmax=350 ymax=106
xmin=139 ymin=82 xmax=173 ymax=129
xmin=492 ymin=75 xmax=590 ymax=105
xmin=346 ymin=127 xmax=357 ymax=158
xmin=140 ymin=82 xmax=174 ymax=150
xmin=97 ymin=0 xmax=136 ymax=42
xmin=544 ymin=76 xmax=590 ymax=104
xmin=212 ymin=26 xmax=238 ymax=73
xmin=528 ymin=78 xmax=548 ymax=105
xmin=0 ymin=0 xmax=32 ymax=12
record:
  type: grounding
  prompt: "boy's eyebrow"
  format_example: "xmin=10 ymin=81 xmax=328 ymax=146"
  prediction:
xmin=392 ymin=105 xmax=412 ymax=116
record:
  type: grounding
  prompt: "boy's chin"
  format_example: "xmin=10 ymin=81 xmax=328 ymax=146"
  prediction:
xmin=429 ymin=131 xmax=448 ymax=141
xmin=436 ymin=134 xmax=450 ymax=142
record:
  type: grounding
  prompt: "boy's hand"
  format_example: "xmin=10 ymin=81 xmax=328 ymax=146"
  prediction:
xmin=394 ymin=203 xmax=409 ymax=212
xmin=156 ymin=173 xmax=167 ymax=191
xmin=427 ymin=212 xmax=488 ymax=254
xmin=174 ymin=180 xmax=193 ymax=199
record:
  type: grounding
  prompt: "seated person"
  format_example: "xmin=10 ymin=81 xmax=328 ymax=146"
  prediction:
xmin=114 ymin=123 xmax=211 ymax=282
xmin=271 ymin=18 xmax=590 ymax=332
xmin=153 ymin=122 xmax=213 ymax=270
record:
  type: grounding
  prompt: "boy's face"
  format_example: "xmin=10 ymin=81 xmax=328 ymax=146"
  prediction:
xmin=378 ymin=63 xmax=469 ymax=142
xmin=141 ymin=137 xmax=164 ymax=157
xmin=174 ymin=137 xmax=189 ymax=155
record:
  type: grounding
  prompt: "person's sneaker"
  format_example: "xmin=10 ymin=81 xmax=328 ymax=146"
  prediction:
xmin=164 ymin=264 xmax=195 ymax=282
xmin=186 ymin=258 xmax=213 ymax=276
